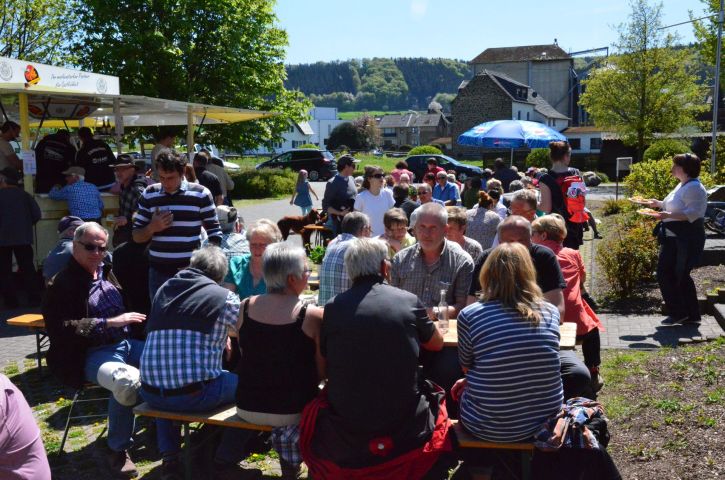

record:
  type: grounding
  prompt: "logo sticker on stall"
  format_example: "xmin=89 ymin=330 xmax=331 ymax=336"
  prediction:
xmin=0 ymin=61 xmax=11 ymax=81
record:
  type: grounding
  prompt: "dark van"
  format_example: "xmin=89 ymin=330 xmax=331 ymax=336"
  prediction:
xmin=255 ymin=149 xmax=337 ymax=181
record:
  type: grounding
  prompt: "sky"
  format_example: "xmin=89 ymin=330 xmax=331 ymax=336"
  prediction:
xmin=274 ymin=0 xmax=710 ymax=64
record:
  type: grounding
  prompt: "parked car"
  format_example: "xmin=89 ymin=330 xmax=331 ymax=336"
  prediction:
xmin=403 ymin=154 xmax=483 ymax=181
xmin=255 ymin=149 xmax=337 ymax=181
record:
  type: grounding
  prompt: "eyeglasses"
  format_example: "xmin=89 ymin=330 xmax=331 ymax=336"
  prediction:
xmin=370 ymin=173 xmax=384 ymax=179
xmin=417 ymin=190 xmax=430 ymax=195
xmin=77 ymin=241 xmax=107 ymax=253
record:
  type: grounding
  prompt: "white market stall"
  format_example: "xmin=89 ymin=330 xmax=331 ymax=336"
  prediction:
xmin=0 ymin=56 xmax=275 ymax=264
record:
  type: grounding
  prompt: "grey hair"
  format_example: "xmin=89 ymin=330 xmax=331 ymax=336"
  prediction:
xmin=263 ymin=243 xmax=307 ymax=293
xmin=512 ymin=188 xmax=538 ymax=209
xmin=245 ymin=219 xmax=282 ymax=243
xmin=73 ymin=222 xmax=108 ymax=241
xmin=344 ymin=238 xmax=388 ymax=282
xmin=189 ymin=246 xmax=229 ymax=283
xmin=417 ymin=183 xmax=432 ymax=194
xmin=508 ymin=180 xmax=524 ymax=192
xmin=497 ymin=214 xmax=532 ymax=236
xmin=341 ymin=211 xmax=370 ymax=236
xmin=414 ymin=202 xmax=447 ymax=227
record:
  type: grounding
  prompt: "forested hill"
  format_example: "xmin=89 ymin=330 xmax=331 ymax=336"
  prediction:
xmin=284 ymin=58 xmax=471 ymax=112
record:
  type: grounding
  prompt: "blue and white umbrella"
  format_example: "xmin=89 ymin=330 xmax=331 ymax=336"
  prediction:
xmin=457 ymin=120 xmax=567 ymax=149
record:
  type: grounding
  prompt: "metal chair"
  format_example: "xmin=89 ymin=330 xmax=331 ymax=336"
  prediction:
xmin=58 ymin=383 xmax=109 ymax=455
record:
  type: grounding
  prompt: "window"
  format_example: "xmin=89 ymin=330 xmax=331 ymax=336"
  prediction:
xmin=590 ymin=137 xmax=602 ymax=150
xmin=517 ymin=111 xmax=521 ymax=120
xmin=526 ymin=112 xmax=530 ymax=121
xmin=382 ymin=128 xmax=396 ymax=137
xmin=569 ymin=138 xmax=581 ymax=150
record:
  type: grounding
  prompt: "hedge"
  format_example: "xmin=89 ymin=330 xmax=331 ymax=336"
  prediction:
xmin=229 ymin=168 xmax=297 ymax=199
xmin=408 ymin=145 xmax=442 ymax=156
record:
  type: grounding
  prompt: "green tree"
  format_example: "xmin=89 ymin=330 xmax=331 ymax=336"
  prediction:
xmin=359 ymin=58 xmax=409 ymax=110
xmin=692 ymin=0 xmax=723 ymax=87
xmin=525 ymin=148 xmax=551 ymax=168
xmin=327 ymin=122 xmax=371 ymax=151
xmin=642 ymin=138 xmax=690 ymax=162
xmin=579 ymin=0 xmax=705 ymax=159
xmin=0 ymin=0 xmax=77 ymax=64
xmin=72 ymin=0 xmax=310 ymax=152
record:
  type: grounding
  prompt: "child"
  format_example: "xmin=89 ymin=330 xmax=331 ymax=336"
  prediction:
xmin=289 ymin=170 xmax=318 ymax=215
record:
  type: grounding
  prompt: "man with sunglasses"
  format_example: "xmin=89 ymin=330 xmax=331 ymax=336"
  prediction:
xmin=43 ymin=222 xmax=146 ymax=478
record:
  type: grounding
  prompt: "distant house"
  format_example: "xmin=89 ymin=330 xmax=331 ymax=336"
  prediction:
xmin=562 ymin=126 xmax=606 ymax=155
xmin=245 ymin=120 xmax=313 ymax=155
xmin=377 ymin=111 xmax=450 ymax=149
xmin=470 ymin=43 xmax=575 ymax=123
xmin=451 ymin=70 xmax=569 ymax=158
xmin=309 ymin=107 xmax=344 ymax=148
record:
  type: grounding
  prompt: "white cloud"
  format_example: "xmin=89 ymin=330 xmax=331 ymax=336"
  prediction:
xmin=410 ymin=0 xmax=428 ymax=19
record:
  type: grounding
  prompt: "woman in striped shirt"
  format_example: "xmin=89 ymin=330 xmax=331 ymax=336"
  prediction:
xmin=452 ymin=242 xmax=563 ymax=442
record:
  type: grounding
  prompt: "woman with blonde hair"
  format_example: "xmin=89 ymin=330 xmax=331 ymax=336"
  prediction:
xmin=452 ymin=242 xmax=562 ymax=442
xmin=289 ymin=169 xmax=318 ymax=215
xmin=532 ymin=214 xmax=604 ymax=391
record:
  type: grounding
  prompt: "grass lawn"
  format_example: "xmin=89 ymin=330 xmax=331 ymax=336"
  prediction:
xmin=337 ymin=110 xmax=411 ymax=121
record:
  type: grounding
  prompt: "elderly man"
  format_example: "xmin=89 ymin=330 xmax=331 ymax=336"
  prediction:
xmin=75 ymin=127 xmax=116 ymax=190
xmin=48 ymin=166 xmax=104 ymax=222
xmin=139 ymin=246 xmax=257 ymax=479
xmin=133 ymin=150 xmax=222 ymax=298
xmin=468 ymin=216 xmax=592 ymax=399
xmin=301 ymin=238 xmax=449 ymax=478
xmin=317 ymin=212 xmax=370 ymax=305
xmin=43 ymin=222 xmax=146 ymax=477
xmin=43 ymin=215 xmax=83 ymax=283
xmin=490 ymin=188 xmax=538 ymax=248
xmin=321 ymin=154 xmax=358 ymax=234
xmin=0 ymin=167 xmax=41 ymax=307
xmin=390 ymin=202 xmax=473 ymax=411
xmin=206 ymin=205 xmax=249 ymax=258
xmin=432 ymin=171 xmax=460 ymax=206
xmin=111 ymin=154 xmax=148 ymax=247
xmin=415 ymin=183 xmax=444 ymax=208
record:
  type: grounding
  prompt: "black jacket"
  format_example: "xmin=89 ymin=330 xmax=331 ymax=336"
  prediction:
xmin=42 ymin=257 xmax=126 ymax=389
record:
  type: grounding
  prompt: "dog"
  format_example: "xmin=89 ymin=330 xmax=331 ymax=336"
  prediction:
xmin=277 ymin=208 xmax=323 ymax=241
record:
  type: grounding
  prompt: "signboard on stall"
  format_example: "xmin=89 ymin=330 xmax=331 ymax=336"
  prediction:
xmin=21 ymin=150 xmax=36 ymax=175
xmin=0 ymin=56 xmax=119 ymax=95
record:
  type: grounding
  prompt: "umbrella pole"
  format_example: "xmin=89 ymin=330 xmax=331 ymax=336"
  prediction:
xmin=510 ymin=148 xmax=514 ymax=167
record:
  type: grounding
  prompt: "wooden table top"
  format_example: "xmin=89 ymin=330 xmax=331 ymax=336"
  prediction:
xmin=443 ymin=320 xmax=576 ymax=350
xmin=6 ymin=313 xmax=45 ymax=328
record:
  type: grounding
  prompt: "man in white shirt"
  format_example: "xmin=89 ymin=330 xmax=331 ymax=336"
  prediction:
xmin=0 ymin=121 xmax=21 ymax=171
xmin=150 ymin=130 xmax=175 ymax=179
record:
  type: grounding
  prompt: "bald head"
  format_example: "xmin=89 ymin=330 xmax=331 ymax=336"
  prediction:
xmin=498 ymin=215 xmax=532 ymax=247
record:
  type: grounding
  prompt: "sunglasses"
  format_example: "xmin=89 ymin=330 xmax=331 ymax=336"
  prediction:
xmin=370 ymin=173 xmax=384 ymax=179
xmin=77 ymin=241 xmax=107 ymax=253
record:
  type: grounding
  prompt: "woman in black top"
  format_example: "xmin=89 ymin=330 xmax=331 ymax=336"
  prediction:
xmin=233 ymin=243 xmax=324 ymax=479
xmin=538 ymin=140 xmax=585 ymax=249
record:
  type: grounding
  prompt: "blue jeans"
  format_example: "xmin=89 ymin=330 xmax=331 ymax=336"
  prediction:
xmin=299 ymin=205 xmax=312 ymax=216
xmin=140 ymin=371 xmax=254 ymax=463
xmin=148 ymin=266 xmax=176 ymax=302
xmin=84 ymin=339 xmax=145 ymax=452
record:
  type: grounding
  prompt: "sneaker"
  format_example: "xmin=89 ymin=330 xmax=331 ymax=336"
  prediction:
xmin=661 ymin=316 xmax=689 ymax=326
xmin=106 ymin=449 xmax=138 ymax=478
xmin=161 ymin=457 xmax=183 ymax=480
xmin=591 ymin=372 xmax=605 ymax=392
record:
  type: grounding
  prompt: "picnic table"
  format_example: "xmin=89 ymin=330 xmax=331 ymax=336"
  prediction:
xmin=6 ymin=313 xmax=46 ymax=373
xmin=443 ymin=320 xmax=577 ymax=349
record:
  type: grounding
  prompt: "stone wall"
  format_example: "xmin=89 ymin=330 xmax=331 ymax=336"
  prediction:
xmin=451 ymin=75 xmax=512 ymax=158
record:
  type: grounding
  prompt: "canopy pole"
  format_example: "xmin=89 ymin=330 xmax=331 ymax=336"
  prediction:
xmin=113 ymin=98 xmax=123 ymax=155
xmin=18 ymin=93 xmax=33 ymax=195
xmin=510 ymin=148 xmax=514 ymax=167
xmin=187 ymin=106 xmax=194 ymax=162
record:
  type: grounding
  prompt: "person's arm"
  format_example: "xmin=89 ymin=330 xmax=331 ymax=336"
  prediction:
xmin=308 ymin=183 xmax=319 ymax=200
xmin=6 ymin=153 xmax=21 ymax=170
xmin=538 ymin=181 xmax=552 ymax=213
xmin=543 ymin=288 xmax=565 ymax=320
xmin=132 ymin=191 xmax=173 ymax=243
xmin=416 ymin=301 xmax=444 ymax=351
xmin=200 ymin=189 xmax=223 ymax=245
xmin=97 ymin=192 xmax=105 ymax=214
xmin=29 ymin=195 xmax=41 ymax=224
xmin=289 ymin=190 xmax=297 ymax=205
xmin=302 ymin=305 xmax=327 ymax=380
xmin=214 ymin=195 xmax=223 ymax=206
xmin=47 ymin=185 xmax=67 ymax=200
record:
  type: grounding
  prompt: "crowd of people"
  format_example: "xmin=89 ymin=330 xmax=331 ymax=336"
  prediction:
xmin=7 ymin=136 xmax=712 ymax=480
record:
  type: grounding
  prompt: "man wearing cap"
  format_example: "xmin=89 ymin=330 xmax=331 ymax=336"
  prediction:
xmin=111 ymin=155 xmax=148 ymax=247
xmin=49 ymin=166 xmax=104 ymax=222
xmin=0 ymin=121 xmax=21 ymax=171
xmin=75 ymin=127 xmax=116 ymax=190
xmin=35 ymin=129 xmax=76 ymax=193
xmin=0 ymin=167 xmax=41 ymax=307
xmin=206 ymin=205 xmax=248 ymax=258
xmin=43 ymin=216 xmax=83 ymax=283
xmin=322 ymin=154 xmax=359 ymax=235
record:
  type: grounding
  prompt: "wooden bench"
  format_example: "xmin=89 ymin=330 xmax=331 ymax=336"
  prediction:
xmin=6 ymin=314 xmax=46 ymax=373
xmin=443 ymin=320 xmax=577 ymax=350
xmin=134 ymin=402 xmax=272 ymax=480
xmin=452 ymin=420 xmax=534 ymax=480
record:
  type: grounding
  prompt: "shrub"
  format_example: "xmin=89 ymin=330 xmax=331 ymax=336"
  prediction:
xmin=525 ymin=148 xmax=550 ymax=168
xmin=229 ymin=168 xmax=296 ymax=199
xmin=399 ymin=144 xmax=413 ymax=152
xmin=308 ymin=245 xmax=326 ymax=265
xmin=597 ymin=214 xmax=659 ymax=296
xmin=601 ymin=198 xmax=635 ymax=216
xmin=298 ymin=143 xmax=318 ymax=149
xmin=642 ymin=139 xmax=690 ymax=162
xmin=328 ymin=122 xmax=371 ymax=150
xmin=625 ymin=157 xmax=715 ymax=199
xmin=408 ymin=145 xmax=442 ymax=156
xmin=595 ymin=171 xmax=610 ymax=183
xmin=704 ymin=136 xmax=725 ymax=183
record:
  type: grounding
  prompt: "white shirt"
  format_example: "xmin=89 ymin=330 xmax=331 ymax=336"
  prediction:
xmin=0 ymin=138 xmax=16 ymax=170
xmin=662 ymin=179 xmax=707 ymax=223
xmin=354 ymin=188 xmax=395 ymax=237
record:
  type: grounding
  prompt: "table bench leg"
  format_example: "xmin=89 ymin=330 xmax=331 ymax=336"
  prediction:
xmin=521 ymin=450 xmax=532 ymax=480
xmin=35 ymin=331 xmax=42 ymax=375
xmin=184 ymin=423 xmax=191 ymax=480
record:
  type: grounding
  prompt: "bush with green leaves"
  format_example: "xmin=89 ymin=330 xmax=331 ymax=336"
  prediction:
xmin=525 ymin=148 xmax=550 ymax=168
xmin=399 ymin=145 xmax=413 ymax=152
xmin=408 ymin=145 xmax=442 ymax=156
xmin=595 ymin=171 xmax=610 ymax=183
xmin=642 ymin=139 xmax=690 ymax=162
xmin=704 ymin=136 xmax=725 ymax=183
xmin=307 ymin=245 xmax=326 ymax=265
xmin=597 ymin=213 xmax=659 ymax=296
xmin=229 ymin=168 xmax=296 ymax=199
xmin=625 ymin=157 xmax=714 ymax=199
xmin=601 ymin=198 xmax=635 ymax=216
xmin=298 ymin=143 xmax=318 ymax=149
